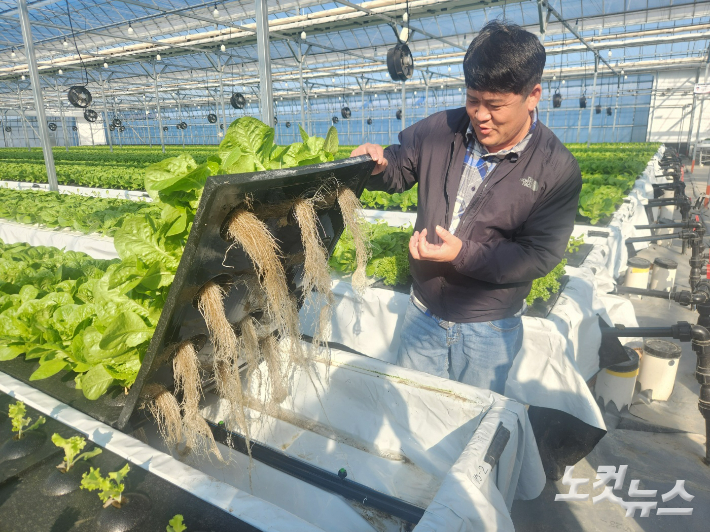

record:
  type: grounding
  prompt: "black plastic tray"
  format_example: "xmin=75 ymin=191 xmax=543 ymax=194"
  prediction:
xmin=526 ymin=275 xmax=570 ymax=319
xmin=0 ymin=392 xmax=259 ymax=531
xmin=563 ymin=243 xmax=594 ymax=268
xmin=0 ymin=157 xmax=375 ymax=431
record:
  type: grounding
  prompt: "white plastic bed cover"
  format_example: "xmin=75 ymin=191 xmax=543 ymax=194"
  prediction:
xmin=199 ymin=343 xmax=545 ymax=531
xmin=0 ymin=179 xmax=151 ymax=202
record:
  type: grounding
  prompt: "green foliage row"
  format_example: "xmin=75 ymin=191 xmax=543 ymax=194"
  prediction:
xmin=0 ymin=118 xmax=342 ymax=400
xmin=0 ymin=188 xmax=159 ymax=236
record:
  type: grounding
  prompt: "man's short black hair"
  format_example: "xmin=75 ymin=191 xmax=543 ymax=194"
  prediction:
xmin=463 ymin=20 xmax=546 ymax=95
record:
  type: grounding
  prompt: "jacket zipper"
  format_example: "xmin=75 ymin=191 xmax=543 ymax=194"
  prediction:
xmin=442 ymin=138 xmax=457 ymax=227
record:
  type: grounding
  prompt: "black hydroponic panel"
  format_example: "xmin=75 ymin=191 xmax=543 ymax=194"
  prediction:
xmin=525 ymin=275 xmax=570 ymax=319
xmin=0 ymin=392 xmax=261 ymax=531
xmin=0 ymin=157 xmax=374 ymax=432
xmin=563 ymin=243 xmax=594 ymax=268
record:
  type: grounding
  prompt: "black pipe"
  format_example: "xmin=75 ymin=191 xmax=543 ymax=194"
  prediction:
xmin=634 ymin=222 xmax=689 ymax=230
xmin=616 ymin=286 xmax=676 ymax=299
xmin=626 ymin=232 xmax=682 ymax=243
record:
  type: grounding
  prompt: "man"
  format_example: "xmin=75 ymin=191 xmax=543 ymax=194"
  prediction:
xmin=350 ymin=21 xmax=582 ymax=394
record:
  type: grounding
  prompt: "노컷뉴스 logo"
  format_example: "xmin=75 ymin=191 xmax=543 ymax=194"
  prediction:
xmin=520 ymin=176 xmax=539 ymax=191
xmin=555 ymin=465 xmax=694 ymax=517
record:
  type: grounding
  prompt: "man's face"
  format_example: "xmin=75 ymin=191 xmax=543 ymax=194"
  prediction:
xmin=465 ymin=84 xmax=542 ymax=152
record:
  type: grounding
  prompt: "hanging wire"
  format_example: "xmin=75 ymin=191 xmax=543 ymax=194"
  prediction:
xmin=65 ymin=0 xmax=88 ymax=85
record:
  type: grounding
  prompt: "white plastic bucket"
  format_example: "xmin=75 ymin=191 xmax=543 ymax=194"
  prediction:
xmin=624 ymin=257 xmax=652 ymax=289
xmin=654 ymin=217 xmax=675 ymax=248
xmin=595 ymin=347 xmax=640 ymax=412
xmin=658 ymin=189 xmax=676 ymax=221
xmin=637 ymin=339 xmax=682 ymax=401
xmin=650 ymin=257 xmax=678 ymax=292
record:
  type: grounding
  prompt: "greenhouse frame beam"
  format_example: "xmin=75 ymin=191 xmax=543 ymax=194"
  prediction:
xmin=255 ymin=0 xmax=274 ymax=127
xmin=17 ymin=0 xmax=57 ymax=191
xmin=539 ymin=0 xmax=618 ymax=75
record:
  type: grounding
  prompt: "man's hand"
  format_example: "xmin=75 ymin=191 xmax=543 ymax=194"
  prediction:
xmin=409 ymin=226 xmax=463 ymax=263
xmin=350 ymin=143 xmax=388 ymax=175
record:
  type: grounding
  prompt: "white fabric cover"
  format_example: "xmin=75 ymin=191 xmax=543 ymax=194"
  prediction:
xmin=0 ymin=179 xmax=151 ymax=202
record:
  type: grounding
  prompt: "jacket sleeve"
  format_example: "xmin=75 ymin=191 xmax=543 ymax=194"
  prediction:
xmin=450 ymin=157 xmax=582 ymax=284
xmin=366 ymin=122 xmax=420 ymax=194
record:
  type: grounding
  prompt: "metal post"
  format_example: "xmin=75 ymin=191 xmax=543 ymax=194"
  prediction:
xmin=693 ymin=58 xmax=710 ymax=166
xmin=361 ymin=80 xmax=365 ymax=144
xmin=611 ymin=82 xmax=620 ymax=142
xmin=1 ymin=110 xmax=7 ymax=147
xmin=298 ymin=50 xmax=305 ymax=129
xmin=143 ymin=94 xmax=152 ymax=147
xmin=153 ymin=61 xmax=165 ymax=153
xmin=686 ymin=69 xmax=701 ymax=153
xmin=306 ymin=85 xmax=311 ymax=135
xmin=255 ymin=0 xmax=274 ymax=126
xmin=55 ymin=82 xmax=69 ymax=150
xmin=177 ymin=95 xmax=185 ymax=148
xmin=17 ymin=85 xmax=30 ymax=150
xmin=98 ymin=70 xmax=113 ymax=152
xmin=545 ymin=80 xmax=551 ymax=125
xmin=18 ymin=0 xmax=58 ymax=190
xmin=401 ymin=81 xmax=406 ymax=130
xmin=424 ymin=73 xmax=430 ymax=118
xmin=218 ymin=57 xmax=228 ymax=133
xmin=587 ymin=55 xmax=599 ymax=148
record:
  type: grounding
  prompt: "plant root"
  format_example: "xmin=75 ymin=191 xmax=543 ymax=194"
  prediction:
xmin=260 ymin=335 xmax=289 ymax=405
xmin=337 ymin=187 xmax=370 ymax=294
xmin=142 ymin=383 xmax=183 ymax=448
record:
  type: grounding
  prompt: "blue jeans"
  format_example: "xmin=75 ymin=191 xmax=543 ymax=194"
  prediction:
xmin=396 ymin=298 xmax=524 ymax=394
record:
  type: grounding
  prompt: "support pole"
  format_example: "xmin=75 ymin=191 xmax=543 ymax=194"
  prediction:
xmin=686 ymin=68 xmax=701 ymax=153
xmin=98 ymin=70 xmax=113 ymax=153
xmin=55 ymin=81 xmax=69 ymax=151
xmin=255 ymin=0 xmax=274 ymax=126
xmin=694 ymin=55 xmax=710 ymax=169
xmin=153 ymin=61 xmax=165 ymax=153
xmin=361 ymin=79 xmax=365 ymax=144
xmin=17 ymin=84 xmax=30 ymax=150
xmin=18 ymin=0 xmax=58 ymax=191
xmin=587 ymin=55 xmax=599 ymax=148
xmin=143 ymin=94 xmax=152 ymax=147
xmin=611 ymin=78 xmax=620 ymax=142
xmin=217 ymin=56 xmax=228 ymax=133
xmin=177 ymin=95 xmax=185 ymax=148
xmin=401 ymin=81 xmax=406 ymax=130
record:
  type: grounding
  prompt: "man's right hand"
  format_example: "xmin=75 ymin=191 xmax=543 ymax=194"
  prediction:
xmin=350 ymin=143 xmax=388 ymax=175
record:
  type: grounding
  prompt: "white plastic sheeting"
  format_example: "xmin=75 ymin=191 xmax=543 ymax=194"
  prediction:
xmin=0 ymin=219 xmax=118 ymax=259
xmin=0 ymin=179 xmax=151 ymax=202
xmin=0 ymin=372 xmax=325 ymax=532
xmin=193 ymin=344 xmax=544 ymax=531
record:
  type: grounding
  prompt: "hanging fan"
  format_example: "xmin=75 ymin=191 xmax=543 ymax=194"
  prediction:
xmin=68 ymin=86 xmax=93 ymax=109
xmin=274 ymin=117 xmax=278 ymax=124
xmin=606 ymin=107 xmax=612 ymax=116
xmin=552 ymin=90 xmax=562 ymax=108
xmin=396 ymin=109 xmax=402 ymax=120
xmin=220 ymin=123 xmax=224 ymax=129
xmin=595 ymin=104 xmax=602 ymax=115
xmin=230 ymin=92 xmax=247 ymax=109
xmin=83 ymin=109 xmax=98 ymax=122
xmin=341 ymin=106 xmax=351 ymax=119
xmin=163 ymin=126 xmax=168 ymax=131
xmin=332 ymin=116 xmax=339 ymax=124
xmin=179 ymin=122 xmax=187 ymax=129
xmin=71 ymin=125 xmax=78 ymax=131
xmin=579 ymin=95 xmax=587 ymax=109
xmin=175 ymin=124 xmax=181 ymax=129
xmin=113 ymin=118 xmax=122 ymax=127
xmin=285 ymin=121 xmax=291 ymax=128
xmin=48 ymin=122 xmax=57 ymax=131
xmin=387 ymin=43 xmax=414 ymax=82
xmin=4 ymin=126 xmax=11 ymax=133
xmin=207 ymin=113 xmax=218 ymax=123
xmin=119 ymin=125 xmax=126 ymax=132
xmin=367 ymin=118 xmax=373 ymax=125
xmin=109 ymin=123 xmax=116 ymax=131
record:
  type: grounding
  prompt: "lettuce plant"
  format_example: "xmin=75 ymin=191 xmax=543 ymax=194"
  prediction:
xmin=51 ymin=433 xmax=102 ymax=472
xmin=80 ymin=463 xmax=130 ymax=508
xmin=8 ymin=401 xmax=45 ymax=440
xmin=167 ymin=515 xmax=187 ymax=532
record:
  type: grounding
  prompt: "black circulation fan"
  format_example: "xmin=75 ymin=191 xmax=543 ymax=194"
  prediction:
xmin=332 ymin=116 xmax=339 ymax=124
xmin=207 ymin=113 xmax=218 ymax=124
xmin=4 ymin=126 xmax=11 ymax=133
xmin=367 ymin=118 xmax=373 ymax=125
xmin=83 ymin=109 xmax=98 ymax=122
xmin=396 ymin=109 xmax=402 ymax=120
xmin=71 ymin=125 xmax=77 ymax=132
xmin=220 ymin=123 xmax=224 ymax=129
xmin=595 ymin=104 xmax=602 ymax=115
xmin=341 ymin=106 xmax=351 ymax=119
xmin=579 ymin=95 xmax=587 ymax=109
xmin=67 ymin=85 xmax=93 ymax=109
xmin=163 ymin=126 xmax=168 ymax=132
xmin=285 ymin=121 xmax=291 ymax=128
xmin=119 ymin=125 xmax=126 ymax=132
xmin=387 ymin=43 xmax=414 ymax=82
xmin=606 ymin=107 xmax=613 ymax=116
xmin=109 ymin=123 xmax=116 ymax=131
xmin=179 ymin=122 xmax=187 ymax=130
xmin=47 ymin=122 xmax=57 ymax=131
xmin=113 ymin=118 xmax=122 ymax=127
xmin=552 ymin=90 xmax=562 ymax=108
xmin=274 ymin=117 xmax=278 ymax=125
xmin=230 ymin=92 xmax=247 ymax=109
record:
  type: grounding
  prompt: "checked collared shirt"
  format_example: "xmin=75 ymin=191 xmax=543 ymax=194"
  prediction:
xmin=449 ymin=110 xmax=538 ymax=234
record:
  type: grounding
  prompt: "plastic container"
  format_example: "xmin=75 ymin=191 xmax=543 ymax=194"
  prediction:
xmin=595 ymin=347 xmax=640 ymax=412
xmin=658 ymin=190 xmax=676 ymax=220
xmin=654 ymin=217 xmax=675 ymax=247
xmin=637 ymin=339 xmax=682 ymax=401
xmin=623 ymin=257 xmax=652 ymax=289
xmin=650 ymin=257 xmax=678 ymax=292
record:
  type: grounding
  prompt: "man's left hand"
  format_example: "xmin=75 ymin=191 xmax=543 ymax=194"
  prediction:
xmin=409 ymin=226 xmax=463 ymax=263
